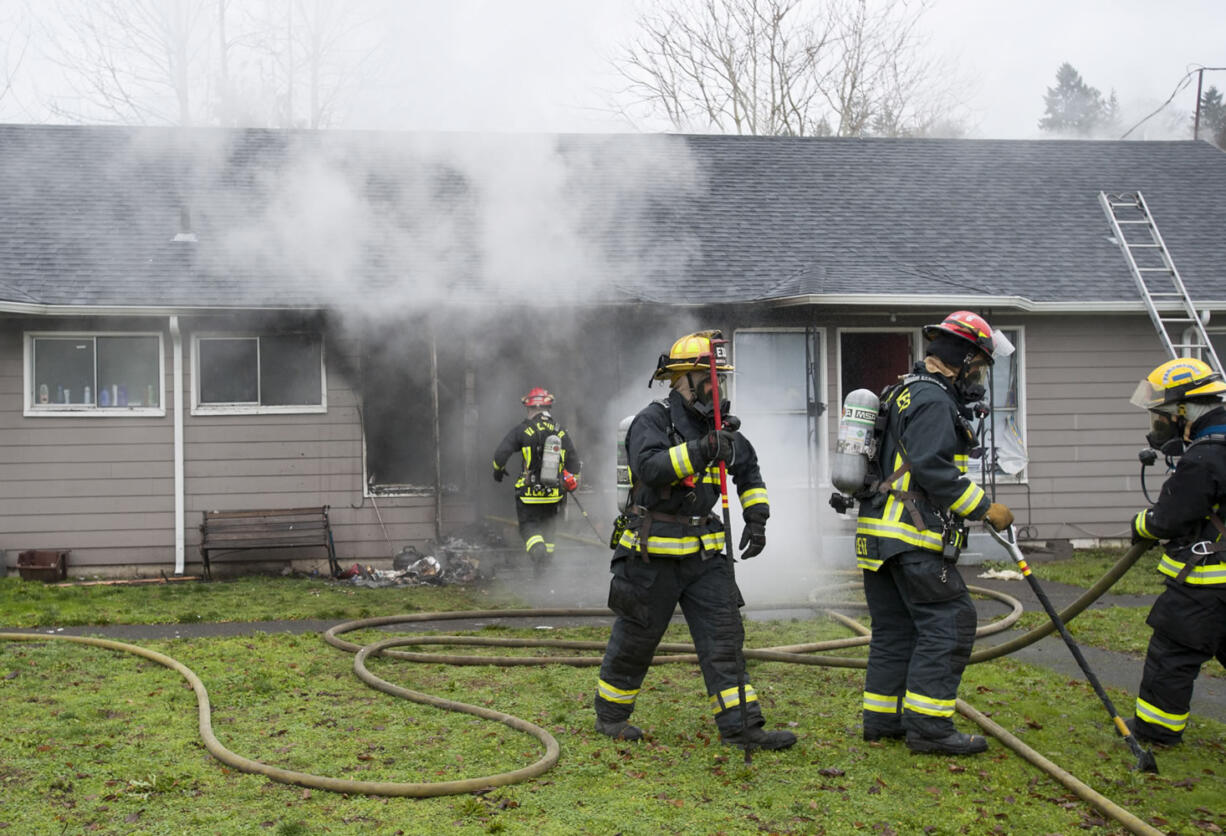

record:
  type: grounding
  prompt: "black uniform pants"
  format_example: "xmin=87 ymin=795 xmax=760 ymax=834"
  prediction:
xmin=1134 ymin=580 xmax=1226 ymax=744
xmin=515 ymin=499 xmax=560 ymax=556
xmin=863 ymin=550 xmax=977 ymax=739
xmin=595 ymin=552 xmax=763 ymax=734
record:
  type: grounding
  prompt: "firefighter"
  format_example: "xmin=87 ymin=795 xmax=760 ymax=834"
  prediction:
xmin=593 ymin=331 xmax=796 ymax=751
xmin=1127 ymin=356 xmax=1226 ymax=746
xmin=855 ymin=311 xmax=1014 ymax=755
xmin=491 ymin=387 xmax=581 ymax=576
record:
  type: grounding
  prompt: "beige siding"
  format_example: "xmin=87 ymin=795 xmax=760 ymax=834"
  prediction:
xmin=0 ymin=317 xmax=460 ymax=577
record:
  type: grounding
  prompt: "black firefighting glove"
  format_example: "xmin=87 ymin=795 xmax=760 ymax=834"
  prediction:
xmin=698 ymin=429 xmax=737 ymax=465
xmin=738 ymin=507 xmax=768 ymax=559
xmin=492 ymin=466 xmax=507 ymax=483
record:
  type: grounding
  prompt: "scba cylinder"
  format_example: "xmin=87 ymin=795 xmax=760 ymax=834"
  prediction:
xmin=831 ymin=388 xmax=880 ymax=495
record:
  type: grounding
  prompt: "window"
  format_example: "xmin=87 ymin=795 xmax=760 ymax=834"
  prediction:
xmin=968 ymin=327 xmax=1027 ymax=482
xmin=194 ymin=334 xmax=325 ymax=413
xmin=26 ymin=333 xmax=163 ymax=415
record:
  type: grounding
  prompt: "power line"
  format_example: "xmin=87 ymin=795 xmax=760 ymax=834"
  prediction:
xmin=1120 ymin=65 xmax=1226 ymax=140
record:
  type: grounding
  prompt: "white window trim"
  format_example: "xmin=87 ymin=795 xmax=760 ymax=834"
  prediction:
xmin=23 ymin=330 xmax=166 ymax=418
xmin=190 ymin=331 xmax=328 ymax=416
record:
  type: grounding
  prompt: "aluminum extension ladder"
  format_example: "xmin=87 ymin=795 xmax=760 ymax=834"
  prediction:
xmin=1098 ymin=190 xmax=1224 ymax=375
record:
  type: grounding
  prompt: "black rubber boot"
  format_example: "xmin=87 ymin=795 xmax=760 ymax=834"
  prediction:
xmin=905 ymin=730 xmax=988 ymax=755
xmin=720 ymin=725 xmax=798 ymax=751
xmin=595 ymin=718 xmax=643 ymax=741
xmin=863 ymin=725 xmax=906 ymax=742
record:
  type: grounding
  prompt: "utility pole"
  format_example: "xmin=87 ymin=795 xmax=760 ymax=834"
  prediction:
xmin=1194 ymin=68 xmax=1205 ymax=141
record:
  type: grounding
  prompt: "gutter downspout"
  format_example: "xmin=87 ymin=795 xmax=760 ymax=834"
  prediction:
xmin=170 ymin=316 xmax=186 ymax=575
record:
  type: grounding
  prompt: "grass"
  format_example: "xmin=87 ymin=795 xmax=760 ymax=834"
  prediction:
xmin=1 ymin=566 xmax=1224 ymax=834
xmin=0 ymin=575 xmax=515 ymax=629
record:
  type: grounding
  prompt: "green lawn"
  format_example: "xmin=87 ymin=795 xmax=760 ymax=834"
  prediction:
xmin=1 ymin=569 xmax=1224 ymax=834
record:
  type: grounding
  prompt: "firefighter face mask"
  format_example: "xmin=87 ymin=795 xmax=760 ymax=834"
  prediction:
xmin=1145 ymin=411 xmax=1185 ymax=454
xmin=953 ymin=356 xmax=989 ymax=405
xmin=675 ymin=371 xmax=730 ymax=419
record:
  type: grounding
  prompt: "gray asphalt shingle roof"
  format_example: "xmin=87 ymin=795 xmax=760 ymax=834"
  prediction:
xmin=1 ymin=124 xmax=1223 ymax=310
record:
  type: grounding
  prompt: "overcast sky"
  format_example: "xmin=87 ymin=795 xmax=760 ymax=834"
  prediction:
xmin=3 ymin=0 xmax=1224 ymax=139
xmin=354 ymin=0 xmax=1226 ymax=139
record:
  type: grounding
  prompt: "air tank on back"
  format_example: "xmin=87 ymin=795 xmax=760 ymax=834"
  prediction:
xmin=831 ymin=388 xmax=881 ymax=496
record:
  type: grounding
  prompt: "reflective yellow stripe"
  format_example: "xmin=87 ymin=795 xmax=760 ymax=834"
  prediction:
xmin=903 ymin=690 xmax=955 ymax=718
xmin=740 ymin=487 xmax=769 ymax=508
xmin=856 ymin=518 xmax=943 ymax=551
xmin=954 ymin=453 xmax=968 ymax=471
xmin=597 ymin=679 xmax=639 ymax=705
xmin=525 ymin=535 xmax=544 ymax=552
xmin=708 ymin=683 xmax=759 ymax=713
xmin=617 ymin=529 xmax=727 ymax=556
xmin=669 ymin=442 xmax=696 ymax=480
xmin=1134 ymin=510 xmax=1153 ymax=539
xmin=863 ymin=691 xmax=900 ymax=714
xmin=858 ymin=556 xmax=884 ymax=571
xmin=949 ymin=481 xmax=985 ymax=517
xmin=1158 ymin=555 xmax=1226 ymax=585
xmin=519 ymin=494 xmax=562 ymax=505
xmin=1135 ymin=697 xmax=1187 ymax=731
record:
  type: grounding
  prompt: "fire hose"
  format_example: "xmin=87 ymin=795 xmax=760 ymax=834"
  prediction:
xmin=0 ymin=541 xmax=1162 ymax=832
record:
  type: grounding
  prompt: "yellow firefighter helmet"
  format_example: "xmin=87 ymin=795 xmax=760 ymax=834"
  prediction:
xmin=651 ymin=330 xmax=734 ymax=382
xmin=1130 ymin=357 xmax=1226 ymax=411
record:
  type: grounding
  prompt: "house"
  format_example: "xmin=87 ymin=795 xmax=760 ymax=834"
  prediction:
xmin=2 ymin=123 xmax=1224 ymax=577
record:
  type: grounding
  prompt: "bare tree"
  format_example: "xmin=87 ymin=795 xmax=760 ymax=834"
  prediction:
xmin=41 ymin=0 xmax=215 ymax=125
xmin=613 ymin=0 xmax=966 ymax=137
xmin=37 ymin=0 xmax=377 ymax=127
xmin=0 ymin=0 xmax=33 ymax=114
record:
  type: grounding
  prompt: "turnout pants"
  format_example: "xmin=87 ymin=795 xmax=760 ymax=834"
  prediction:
xmin=515 ymin=499 xmax=560 ymax=557
xmin=1134 ymin=581 xmax=1226 ymax=744
xmin=862 ymin=550 xmax=977 ymax=739
xmin=595 ymin=552 xmax=764 ymax=735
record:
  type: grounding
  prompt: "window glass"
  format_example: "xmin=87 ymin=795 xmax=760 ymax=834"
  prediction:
xmin=33 ymin=337 xmax=94 ymax=406
xmin=197 ymin=334 xmax=322 ymax=408
xmin=31 ymin=334 xmax=160 ymax=409
xmin=199 ymin=338 xmax=259 ymax=404
xmin=98 ymin=336 xmax=161 ymax=407
xmin=261 ymin=335 xmax=323 ymax=406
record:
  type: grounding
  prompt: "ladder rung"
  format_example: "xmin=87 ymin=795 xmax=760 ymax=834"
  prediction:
xmin=1115 ymin=219 xmax=1150 ymax=224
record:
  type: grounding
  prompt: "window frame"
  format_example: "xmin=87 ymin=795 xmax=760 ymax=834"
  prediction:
xmin=23 ymin=330 xmax=166 ymax=418
xmin=190 ymin=331 xmax=327 ymax=415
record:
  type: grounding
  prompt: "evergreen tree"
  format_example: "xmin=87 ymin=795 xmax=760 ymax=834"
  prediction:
xmin=1196 ymin=85 xmax=1226 ymax=148
xmin=1039 ymin=62 xmax=1115 ymax=136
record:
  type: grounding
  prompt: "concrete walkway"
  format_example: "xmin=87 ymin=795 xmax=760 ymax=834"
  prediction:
xmin=968 ymin=573 xmax=1226 ymax=723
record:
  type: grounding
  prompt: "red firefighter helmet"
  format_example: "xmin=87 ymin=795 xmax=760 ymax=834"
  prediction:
xmin=521 ymin=387 xmax=555 ymax=408
xmin=922 ymin=311 xmax=996 ymax=364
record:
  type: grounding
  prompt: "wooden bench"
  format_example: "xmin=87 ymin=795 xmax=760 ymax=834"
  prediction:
xmin=199 ymin=506 xmax=340 ymax=580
